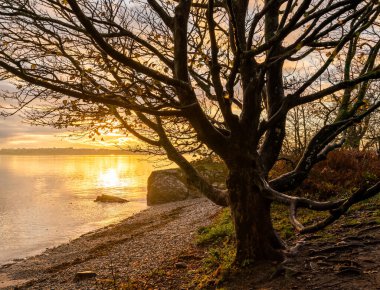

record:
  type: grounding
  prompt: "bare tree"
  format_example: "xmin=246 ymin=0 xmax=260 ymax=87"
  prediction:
xmin=1 ymin=0 xmax=380 ymax=264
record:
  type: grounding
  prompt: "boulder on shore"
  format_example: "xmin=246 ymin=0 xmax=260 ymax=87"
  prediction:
xmin=95 ymin=194 xmax=129 ymax=203
xmin=147 ymin=169 xmax=191 ymax=205
xmin=147 ymin=161 xmax=227 ymax=206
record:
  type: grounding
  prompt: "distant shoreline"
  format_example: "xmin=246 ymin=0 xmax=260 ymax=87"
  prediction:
xmin=0 ymin=148 xmax=143 ymax=156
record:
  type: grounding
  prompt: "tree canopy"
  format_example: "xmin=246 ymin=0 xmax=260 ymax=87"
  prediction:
xmin=1 ymin=0 xmax=380 ymax=263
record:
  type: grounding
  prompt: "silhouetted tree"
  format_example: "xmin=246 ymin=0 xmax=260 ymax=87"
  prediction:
xmin=1 ymin=0 xmax=380 ymax=264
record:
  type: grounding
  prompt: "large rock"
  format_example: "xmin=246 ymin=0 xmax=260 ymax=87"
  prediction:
xmin=147 ymin=169 xmax=190 ymax=205
xmin=147 ymin=161 xmax=228 ymax=206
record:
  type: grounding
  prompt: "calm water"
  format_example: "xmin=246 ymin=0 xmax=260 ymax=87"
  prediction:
xmin=0 ymin=155 xmax=160 ymax=265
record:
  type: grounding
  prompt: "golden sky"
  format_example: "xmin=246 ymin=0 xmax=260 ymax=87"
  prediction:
xmin=0 ymin=115 xmax=100 ymax=148
xmin=0 ymin=80 xmax=140 ymax=149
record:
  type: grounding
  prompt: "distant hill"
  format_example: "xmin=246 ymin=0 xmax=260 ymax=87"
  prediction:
xmin=0 ymin=148 xmax=141 ymax=155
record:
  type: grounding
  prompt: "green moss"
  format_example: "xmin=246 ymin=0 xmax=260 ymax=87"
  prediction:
xmin=197 ymin=209 xmax=234 ymax=246
xmin=271 ymin=203 xmax=295 ymax=239
xmin=191 ymin=209 xmax=235 ymax=289
xmin=193 ymin=243 xmax=235 ymax=289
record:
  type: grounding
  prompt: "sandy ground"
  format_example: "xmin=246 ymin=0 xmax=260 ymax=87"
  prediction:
xmin=0 ymin=197 xmax=221 ymax=289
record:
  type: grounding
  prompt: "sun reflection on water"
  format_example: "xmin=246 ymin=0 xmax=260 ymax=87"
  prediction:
xmin=98 ymin=168 xmax=121 ymax=188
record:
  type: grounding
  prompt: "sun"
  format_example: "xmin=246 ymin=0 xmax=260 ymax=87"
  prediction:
xmin=98 ymin=168 xmax=120 ymax=188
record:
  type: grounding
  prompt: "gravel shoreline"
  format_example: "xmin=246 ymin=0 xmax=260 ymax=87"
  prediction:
xmin=0 ymin=198 xmax=221 ymax=289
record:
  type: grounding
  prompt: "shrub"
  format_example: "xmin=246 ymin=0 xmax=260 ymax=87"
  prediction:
xmin=272 ymin=150 xmax=380 ymax=200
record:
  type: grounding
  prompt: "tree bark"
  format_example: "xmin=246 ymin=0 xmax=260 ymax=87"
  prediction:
xmin=227 ymin=166 xmax=285 ymax=264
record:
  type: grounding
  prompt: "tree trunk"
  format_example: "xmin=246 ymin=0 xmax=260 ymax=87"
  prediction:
xmin=227 ymin=166 xmax=285 ymax=264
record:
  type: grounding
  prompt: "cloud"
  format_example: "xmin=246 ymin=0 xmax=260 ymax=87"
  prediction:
xmin=0 ymin=116 xmax=88 ymax=148
xmin=0 ymin=115 xmax=138 ymax=149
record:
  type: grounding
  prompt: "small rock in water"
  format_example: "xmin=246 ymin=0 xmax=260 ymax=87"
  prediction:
xmin=95 ymin=194 xmax=128 ymax=203
xmin=175 ymin=262 xmax=187 ymax=269
xmin=73 ymin=271 xmax=97 ymax=282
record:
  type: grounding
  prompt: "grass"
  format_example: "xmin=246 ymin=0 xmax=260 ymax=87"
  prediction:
xmin=191 ymin=209 xmax=235 ymax=289
xmin=196 ymin=209 xmax=234 ymax=245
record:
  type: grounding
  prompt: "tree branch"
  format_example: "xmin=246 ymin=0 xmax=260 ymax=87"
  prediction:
xmin=66 ymin=0 xmax=184 ymax=88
